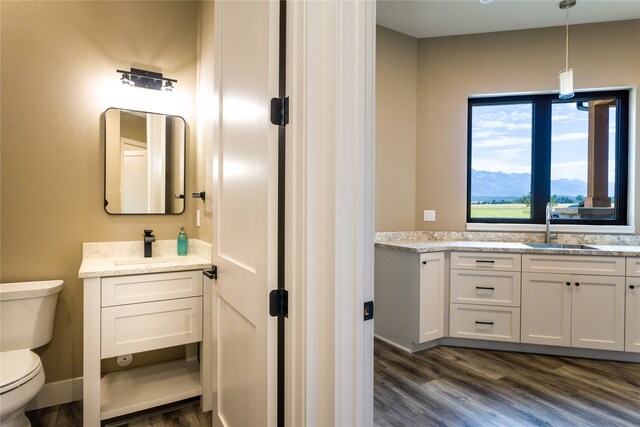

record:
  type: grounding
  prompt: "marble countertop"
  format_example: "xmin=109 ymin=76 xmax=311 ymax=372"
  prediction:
xmin=375 ymin=240 xmax=640 ymax=257
xmin=78 ymin=239 xmax=212 ymax=278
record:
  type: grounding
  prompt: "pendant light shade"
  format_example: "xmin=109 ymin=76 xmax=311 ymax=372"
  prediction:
xmin=559 ymin=0 xmax=576 ymax=98
xmin=559 ymin=69 xmax=574 ymax=99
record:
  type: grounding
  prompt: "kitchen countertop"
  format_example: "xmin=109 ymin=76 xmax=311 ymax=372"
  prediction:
xmin=375 ymin=240 xmax=640 ymax=257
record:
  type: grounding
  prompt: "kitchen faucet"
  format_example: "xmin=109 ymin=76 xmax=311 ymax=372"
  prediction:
xmin=143 ymin=229 xmax=155 ymax=258
xmin=545 ymin=203 xmax=558 ymax=244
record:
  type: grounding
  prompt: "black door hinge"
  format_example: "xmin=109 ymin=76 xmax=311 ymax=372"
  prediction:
xmin=270 ymin=97 xmax=289 ymax=126
xmin=269 ymin=289 xmax=289 ymax=318
xmin=364 ymin=301 xmax=374 ymax=321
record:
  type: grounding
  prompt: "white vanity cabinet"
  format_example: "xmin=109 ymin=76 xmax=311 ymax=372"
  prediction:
xmin=626 ymin=257 xmax=640 ymax=352
xmin=83 ymin=269 xmax=206 ymax=426
xmin=374 ymin=247 xmax=445 ymax=350
xmin=449 ymin=252 xmax=521 ymax=342
xmin=521 ymin=255 xmax=625 ymax=351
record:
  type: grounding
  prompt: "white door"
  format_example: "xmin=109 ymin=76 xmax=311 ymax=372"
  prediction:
xmin=625 ymin=278 xmax=640 ymax=352
xmin=521 ymin=273 xmax=572 ymax=346
xmin=211 ymin=1 xmax=279 ymax=426
xmin=571 ymin=274 xmax=625 ymax=351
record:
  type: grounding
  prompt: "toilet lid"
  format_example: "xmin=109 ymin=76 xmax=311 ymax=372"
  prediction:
xmin=0 ymin=349 xmax=42 ymax=394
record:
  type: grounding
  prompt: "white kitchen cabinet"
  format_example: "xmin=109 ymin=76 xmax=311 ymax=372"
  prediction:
xmin=83 ymin=269 xmax=206 ymax=426
xmin=625 ymin=259 xmax=640 ymax=352
xmin=374 ymin=248 xmax=444 ymax=350
xmin=449 ymin=252 xmax=522 ymax=343
xmin=522 ymin=255 xmax=625 ymax=351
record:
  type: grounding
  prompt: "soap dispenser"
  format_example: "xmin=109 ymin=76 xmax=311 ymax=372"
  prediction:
xmin=177 ymin=227 xmax=188 ymax=256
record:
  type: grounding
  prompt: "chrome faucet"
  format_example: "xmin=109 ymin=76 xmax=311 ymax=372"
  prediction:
xmin=143 ymin=229 xmax=155 ymax=258
xmin=545 ymin=203 xmax=558 ymax=244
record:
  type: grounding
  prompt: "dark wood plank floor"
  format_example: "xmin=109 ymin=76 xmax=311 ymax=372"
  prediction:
xmin=375 ymin=339 xmax=640 ymax=427
xmin=26 ymin=397 xmax=211 ymax=427
xmin=26 ymin=344 xmax=640 ymax=426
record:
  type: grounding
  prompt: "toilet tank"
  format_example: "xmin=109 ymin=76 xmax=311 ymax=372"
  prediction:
xmin=0 ymin=280 xmax=64 ymax=351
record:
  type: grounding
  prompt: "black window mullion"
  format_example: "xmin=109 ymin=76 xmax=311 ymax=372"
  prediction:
xmin=531 ymin=96 xmax=552 ymax=224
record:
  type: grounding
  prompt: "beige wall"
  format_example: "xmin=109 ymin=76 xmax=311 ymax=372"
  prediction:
xmin=1 ymin=1 xmax=200 ymax=382
xmin=376 ymin=26 xmax=417 ymax=231
xmin=195 ymin=0 xmax=215 ymax=243
xmin=415 ymin=20 xmax=640 ymax=231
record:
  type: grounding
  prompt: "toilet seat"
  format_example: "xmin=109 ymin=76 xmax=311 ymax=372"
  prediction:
xmin=0 ymin=349 xmax=42 ymax=394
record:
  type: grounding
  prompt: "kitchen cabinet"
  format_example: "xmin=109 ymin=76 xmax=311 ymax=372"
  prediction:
xmin=521 ymin=255 xmax=625 ymax=351
xmin=374 ymin=248 xmax=444 ymax=350
xmin=83 ymin=269 xmax=205 ymax=426
xmin=449 ymin=252 xmax=521 ymax=342
xmin=626 ymin=257 xmax=640 ymax=352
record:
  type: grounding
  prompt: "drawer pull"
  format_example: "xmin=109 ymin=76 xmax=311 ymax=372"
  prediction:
xmin=575 ymin=282 xmax=580 ymax=287
xmin=475 ymin=321 xmax=494 ymax=325
xmin=422 ymin=261 xmax=427 ymax=265
xmin=475 ymin=286 xmax=495 ymax=290
xmin=476 ymin=260 xmax=495 ymax=264
xmin=629 ymin=285 xmax=635 ymax=289
xmin=566 ymin=281 xmax=571 ymax=286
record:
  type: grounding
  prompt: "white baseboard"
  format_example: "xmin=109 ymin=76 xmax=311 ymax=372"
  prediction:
xmin=26 ymin=377 xmax=83 ymax=411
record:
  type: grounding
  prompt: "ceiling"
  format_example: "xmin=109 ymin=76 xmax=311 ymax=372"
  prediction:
xmin=377 ymin=0 xmax=640 ymax=38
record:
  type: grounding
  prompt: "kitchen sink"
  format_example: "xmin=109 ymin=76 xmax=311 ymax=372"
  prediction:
xmin=524 ymin=243 xmax=600 ymax=250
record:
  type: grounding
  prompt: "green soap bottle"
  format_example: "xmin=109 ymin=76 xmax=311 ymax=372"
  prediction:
xmin=177 ymin=227 xmax=188 ymax=256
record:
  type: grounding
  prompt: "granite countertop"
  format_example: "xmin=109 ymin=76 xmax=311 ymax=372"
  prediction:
xmin=375 ymin=240 xmax=640 ymax=257
xmin=78 ymin=239 xmax=212 ymax=278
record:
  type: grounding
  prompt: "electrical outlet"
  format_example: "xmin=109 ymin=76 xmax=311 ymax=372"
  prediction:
xmin=423 ymin=210 xmax=436 ymax=222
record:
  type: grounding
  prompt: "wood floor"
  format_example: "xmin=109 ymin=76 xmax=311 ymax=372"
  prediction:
xmin=375 ymin=339 xmax=640 ymax=427
xmin=25 ymin=397 xmax=211 ymax=427
xmin=26 ymin=344 xmax=640 ymax=426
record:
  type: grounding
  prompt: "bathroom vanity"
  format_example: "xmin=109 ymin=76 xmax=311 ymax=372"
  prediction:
xmin=79 ymin=240 xmax=212 ymax=426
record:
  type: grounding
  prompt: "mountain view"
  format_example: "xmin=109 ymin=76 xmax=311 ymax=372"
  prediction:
xmin=471 ymin=170 xmax=614 ymax=202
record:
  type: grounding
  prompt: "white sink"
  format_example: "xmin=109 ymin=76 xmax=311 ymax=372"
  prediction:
xmin=113 ymin=257 xmax=184 ymax=266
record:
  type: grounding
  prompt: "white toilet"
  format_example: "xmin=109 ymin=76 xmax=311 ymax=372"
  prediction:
xmin=0 ymin=280 xmax=63 ymax=427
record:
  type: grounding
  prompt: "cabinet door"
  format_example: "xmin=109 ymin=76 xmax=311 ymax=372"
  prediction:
xmin=418 ymin=252 xmax=445 ymax=343
xmin=626 ymin=278 xmax=640 ymax=352
xmin=571 ymin=275 xmax=624 ymax=351
xmin=521 ymin=273 xmax=571 ymax=347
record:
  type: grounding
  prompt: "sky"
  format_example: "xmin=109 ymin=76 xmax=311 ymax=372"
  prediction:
xmin=471 ymin=100 xmax=617 ymax=185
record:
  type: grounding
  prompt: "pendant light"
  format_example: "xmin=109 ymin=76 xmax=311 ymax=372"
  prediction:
xmin=558 ymin=0 xmax=576 ymax=99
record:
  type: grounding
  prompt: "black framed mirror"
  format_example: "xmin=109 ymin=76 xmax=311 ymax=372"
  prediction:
xmin=104 ymin=108 xmax=186 ymax=214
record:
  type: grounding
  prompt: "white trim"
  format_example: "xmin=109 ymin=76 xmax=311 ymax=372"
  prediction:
xmin=291 ymin=1 xmax=375 ymax=425
xmin=467 ymin=223 xmax=636 ymax=234
xmin=25 ymin=377 xmax=83 ymax=411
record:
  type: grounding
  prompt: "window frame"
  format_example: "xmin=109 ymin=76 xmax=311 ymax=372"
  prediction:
xmin=466 ymin=90 xmax=629 ymax=226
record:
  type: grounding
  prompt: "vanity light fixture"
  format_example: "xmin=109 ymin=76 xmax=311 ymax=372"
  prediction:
xmin=558 ymin=0 xmax=576 ymax=99
xmin=117 ymin=68 xmax=177 ymax=91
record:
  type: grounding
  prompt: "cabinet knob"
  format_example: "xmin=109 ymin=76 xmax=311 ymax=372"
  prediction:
xmin=630 ymin=285 xmax=636 ymax=290
xmin=575 ymin=282 xmax=580 ymax=287
xmin=565 ymin=282 xmax=571 ymax=286
xmin=422 ymin=261 xmax=427 ymax=265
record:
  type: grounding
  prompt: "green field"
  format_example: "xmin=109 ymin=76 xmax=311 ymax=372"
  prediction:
xmin=470 ymin=203 xmax=576 ymax=219
xmin=470 ymin=203 xmax=531 ymax=218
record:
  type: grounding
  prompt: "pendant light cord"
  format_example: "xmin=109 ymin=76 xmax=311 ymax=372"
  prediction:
xmin=565 ymin=7 xmax=570 ymax=72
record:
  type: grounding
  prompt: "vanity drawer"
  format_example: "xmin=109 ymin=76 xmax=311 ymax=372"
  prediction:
xmin=102 ymin=270 xmax=202 ymax=307
xmin=627 ymin=257 xmax=640 ymax=277
xmin=449 ymin=304 xmax=520 ymax=342
xmin=101 ymin=297 xmax=202 ymax=358
xmin=450 ymin=270 xmax=521 ymax=307
xmin=451 ymin=252 xmax=521 ymax=272
xmin=522 ymin=255 xmax=624 ymax=276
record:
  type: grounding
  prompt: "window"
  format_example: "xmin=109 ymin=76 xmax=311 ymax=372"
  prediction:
xmin=467 ymin=90 xmax=629 ymax=226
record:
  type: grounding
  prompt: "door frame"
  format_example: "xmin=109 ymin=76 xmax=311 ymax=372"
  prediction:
xmin=286 ymin=1 xmax=376 ymax=425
